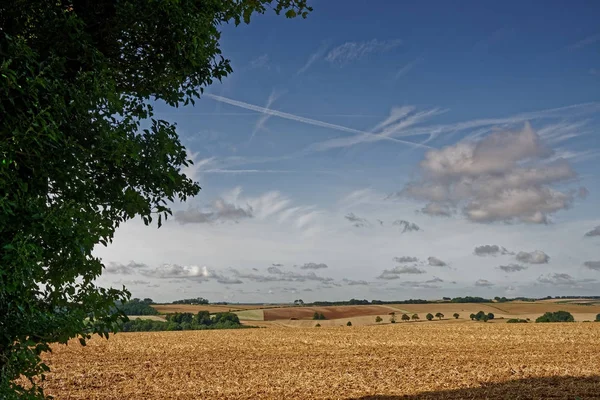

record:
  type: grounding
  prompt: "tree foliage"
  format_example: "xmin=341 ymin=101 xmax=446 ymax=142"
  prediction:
xmin=426 ymin=313 xmax=434 ymax=321
xmin=375 ymin=316 xmax=383 ymax=323
xmin=0 ymin=1 xmax=311 ymax=398
xmin=453 ymin=313 xmax=460 ymax=319
xmin=535 ymin=311 xmax=575 ymax=323
xmin=118 ymin=298 xmax=158 ymax=316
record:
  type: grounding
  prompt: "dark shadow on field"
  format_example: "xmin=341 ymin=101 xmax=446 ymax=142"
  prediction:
xmin=349 ymin=376 xmax=600 ymax=399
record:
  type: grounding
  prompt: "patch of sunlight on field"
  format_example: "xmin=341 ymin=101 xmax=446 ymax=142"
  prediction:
xmin=235 ymin=309 xmax=264 ymax=321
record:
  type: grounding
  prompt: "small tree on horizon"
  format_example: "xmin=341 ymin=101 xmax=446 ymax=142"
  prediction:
xmin=375 ymin=316 xmax=383 ymax=323
xmin=596 ymin=313 xmax=600 ymax=322
xmin=426 ymin=313 xmax=434 ymax=321
xmin=487 ymin=313 xmax=495 ymax=320
xmin=401 ymin=314 xmax=410 ymax=322
xmin=347 ymin=321 xmax=352 ymax=326
xmin=453 ymin=313 xmax=460 ymax=319
xmin=390 ymin=312 xmax=397 ymax=323
xmin=411 ymin=314 xmax=419 ymax=321
xmin=435 ymin=312 xmax=444 ymax=320
xmin=469 ymin=313 xmax=476 ymax=320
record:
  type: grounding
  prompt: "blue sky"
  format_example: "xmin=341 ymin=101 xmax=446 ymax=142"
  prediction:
xmin=97 ymin=1 xmax=600 ymax=302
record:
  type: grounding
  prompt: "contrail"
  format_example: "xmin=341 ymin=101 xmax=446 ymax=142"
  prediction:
xmin=205 ymin=94 xmax=431 ymax=149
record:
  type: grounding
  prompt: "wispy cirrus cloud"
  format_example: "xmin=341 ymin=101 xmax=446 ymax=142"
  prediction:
xmin=395 ymin=58 xmax=422 ymax=80
xmin=297 ymin=42 xmax=329 ymax=75
xmin=569 ymin=33 xmax=600 ymax=50
xmin=326 ymin=39 xmax=402 ymax=65
xmin=205 ymin=94 xmax=430 ymax=150
xmin=251 ymin=89 xmax=284 ymax=141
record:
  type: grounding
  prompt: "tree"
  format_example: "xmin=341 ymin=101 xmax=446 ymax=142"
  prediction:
xmin=346 ymin=321 xmax=352 ymax=326
xmin=390 ymin=312 xmax=397 ymax=323
xmin=596 ymin=314 xmax=600 ymax=322
xmin=411 ymin=314 xmax=419 ymax=321
xmin=375 ymin=316 xmax=383 ymax=323
xmin=482 ymin=315 xmax=489 ymax=322
xmin=315 ymin=323 xmax=321 ymax=327
xmin=469 ymin=313 xmax=476 ymax=320
xmin=535 ymin=311 xmax=575 ymax=323
xmin=475 ymin=311 xmax=487 ymax=321
xmin=401 ymin=313 xmax=410 ymax=322
xmin=453 ymin=313 xmax=460 ymax=319
xmin=0 ymin=1 xmax=311 ymax=397
xmin=435 ymin=312 xmax=444 ymax=320
xmin=426 ymin=313 xmax=434 ymax=321
xmin=487 ymin=313 xmax=495 ymax=320
xmin=195 ymin=311 xmax=212 ymax=326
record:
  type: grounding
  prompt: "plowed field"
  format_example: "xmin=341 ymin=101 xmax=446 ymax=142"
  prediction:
xmin=263 ymin=305 xmax=394 ymax=320
xmin=36 ymin=323 xmax=600 ymax=399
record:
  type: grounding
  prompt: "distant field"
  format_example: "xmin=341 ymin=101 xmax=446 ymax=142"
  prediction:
xmin=152 ymin=304 xmax=280 ymax=314
xmin=128 ymin=315 xmax=166 ymax=322
xmin=36 ymin=323 xmax=600 ymax=399
xmin=256 ymin=301 xmax=600 ymax=323
xmin=263 ymin=305 xmax=394 ymax=321
xmin=235 ymin=309 xmax=264 ymax=321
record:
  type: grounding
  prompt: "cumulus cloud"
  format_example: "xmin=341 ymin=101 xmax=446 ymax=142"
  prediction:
xmin=141 ymin=264 xmax=242 ymax=284
xmin=584 ymin=261 xmax=600 ymax=271
xmin=342 ymin=279 xmax=369 ymax=286
xmin=585 ymin=226 xmax=600 ymax=237
xmin=498 ymin=264 xmax=528 ymax=273
xmin=392 ymin=219 xmax=421 ymax=233
xmin=400 ymin=281 xmax=441 ymax=289
xmin=473 ymin=245 xmax=513 ymax=256
xmin=475 ymin=279 xmax=494 ymax=287
xmin=516 ymin=250 xmax=550 ymax=264
xmin=537 ymin=273 xmax=576 ymax=285
xmin=393 ymin=256 xmax=419 ymax=263
xmin=300 ymin=262 xmax=328 ymax=270
xmin=428 ymin=256 xmax=447 ymax=267
xmin=345 ymin=212 xmax=370 ymax=228
xmin=391 ymin=124 xmax=582 ymax=224
xmin=377 ymin=265 xmax=425 ymax=280
xmin=175 ymin=198 xmax=253 ymax=224
xmin=104 ymin=261 xmax=148 ymax=275
xmin=326 ymin=39 xmax=402 ymax=65
xmin=232 ymin=267 xmax=333 ymax=283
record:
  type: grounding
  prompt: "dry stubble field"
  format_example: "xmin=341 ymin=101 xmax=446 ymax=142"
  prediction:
xmin=37 ymin=323 xmax=600 ymax=399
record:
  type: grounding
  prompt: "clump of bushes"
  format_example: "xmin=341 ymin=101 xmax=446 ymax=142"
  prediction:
xmin=535 ymin=311 xmax=574 ymax=323
xmin=470 ymin=311 xmax=494 ymax=322
xmin=506 ymin=318 xmax=528 ymax=323
xmin=313 ymin=312 xmax=327 ymax=320
xmin=375 ymin=316 xmax=383 ymax=323
xmin=315 ymin=323 xmax=321 ymax=327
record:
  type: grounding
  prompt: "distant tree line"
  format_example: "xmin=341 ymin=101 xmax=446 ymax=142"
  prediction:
xmin=171 ymin=297 xmax=209 ymax=305
xmin=120 ymin=311 xmax=249 ymax=332
xmin=117 ymin=298 xmax=159 ymax=316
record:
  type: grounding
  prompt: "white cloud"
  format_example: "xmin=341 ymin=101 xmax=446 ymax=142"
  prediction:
xmin=516 ymin=250 xmax=550 ymax=264
xmin=393 ymin=124 xmax=583 ymax=223
xmin=428 ymin=256 xmax=447 ymax=267
xmin=297 ymin=42 xmax=329 ymax=75
xmin=584 ymin=226 xmax=600 ymax=237
xmin=326 ymin=39 xmax=402 ymax=65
